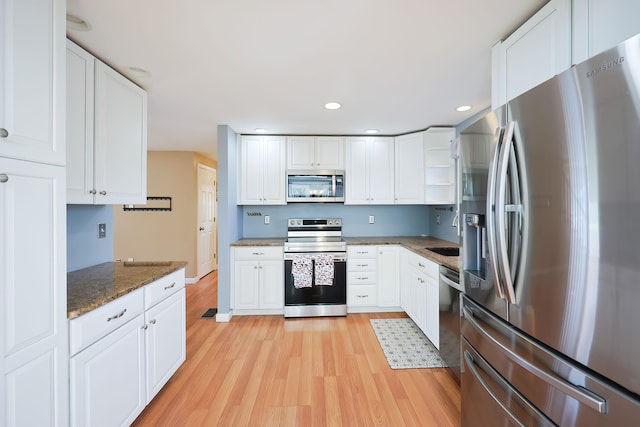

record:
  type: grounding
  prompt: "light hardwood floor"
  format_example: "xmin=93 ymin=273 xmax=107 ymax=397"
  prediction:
xmin=132 ymin=272 xmax=461 ymax=426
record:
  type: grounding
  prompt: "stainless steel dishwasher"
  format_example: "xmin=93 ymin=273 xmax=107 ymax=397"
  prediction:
xmin=439 ymin=265 xmax=462 ymax=383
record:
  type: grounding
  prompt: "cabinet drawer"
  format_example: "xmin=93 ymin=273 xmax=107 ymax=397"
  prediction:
xmin=348 ymin=245 xmax=377 ymax=258
xmin=408 ymin=253 xmax=439 ymax=279
xmin=234 ymin=246 xmax=283 ymax=260
xmin=348 ymin=258 xmax=377 ymax=272
xmin=348 ymin=285 xmax=377 ymax=306
xmin=144 ymin=268 xmax=185 ymax=309
xmin=69 ymin=288 xmax=144 ymax=356
xmin=348 ymin=271 xmax=377 ymax=285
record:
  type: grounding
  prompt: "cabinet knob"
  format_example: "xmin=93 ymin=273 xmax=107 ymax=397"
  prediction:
xmin=199 ymin=227 xmax=205 ymax=231
xmin=0 ymin=128 xmax=8 ymax=138
xmin=99 ymin=190 xmax=107 ymax=195
xmin=89 ymin=189 xmax=97 ymax=194
xmin=0 ymin=174 xmax=8 ymax=183
xmin=150 ymin=319 xmax=156 ymax=325
xmin=142 ymin=324 xmax=148 ymax=330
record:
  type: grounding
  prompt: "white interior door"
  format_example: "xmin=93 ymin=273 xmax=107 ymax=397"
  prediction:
xmin=197 ymin=164 xmax=217 ymax=278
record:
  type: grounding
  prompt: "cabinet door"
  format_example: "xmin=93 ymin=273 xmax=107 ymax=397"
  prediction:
xmin=66 ymin=40 xmax=95 ymax=204
xmin=377 ymin=246 xmax=400 ymax=307
xmin=94 ymin=60 xmax=147 ymax=204
xmin=145 ymin=289 xmax=186 ymax=402
xmin=395 ymin=133 xmax=424 ymax=204
xmin=315 ymin=137 xmax=344 ymax=170
xmin=491 ymin=0 xmax=571 ymax=108
xmin=0 ymin=0 xmax=65 ymax=165
xmin=1 ymin=158 xmax=67 ymax=426
xmin=234 ymin=261 xmax=260 ymax=309
xmin=344 ymin=138 xmax=369 ymax=204
xmin=409 ymin=268 xmax=427 ymax=333
xmin=368 ymin=137 xmax=395 ymax=204
xmin=258 ymin=260 xmax=284 ymax=309
xmin=287 ymin=136 xmax=315 ymax=169
xmin=424 ymin=276 xmax=439 ymax=349
xmin=261 ymin=136 xmax=286 ymax=205
xmin=238 ymin=136 xmax=263 ymax=205
xmin=572 ymin=0 xmax=640 ymax=64
xmin=70 ymin=315 xmax=146 ymax=427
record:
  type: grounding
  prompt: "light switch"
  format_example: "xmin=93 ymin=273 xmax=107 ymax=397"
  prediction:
xmin=264 ymin=215 xmax=270 ymax=224
xmin=369 ymin=215 xmax=375 ymax=224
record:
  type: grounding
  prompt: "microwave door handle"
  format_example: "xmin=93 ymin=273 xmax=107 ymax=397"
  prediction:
xmin=486 ymin=126 xmax=506 ymax=299
xmin=332 ymin=175 xmax=336 ymax=198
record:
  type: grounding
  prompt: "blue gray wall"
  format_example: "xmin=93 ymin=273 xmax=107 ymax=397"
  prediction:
xmin=243 ymin=204 xmax=432 ymax=237
xmin=67 ymin=205 xmax=114 ymax=271
xmin=217 ymin=125 xmax=242 ymax=316
xmin=428 ymin=205 xmax=459 ymax=243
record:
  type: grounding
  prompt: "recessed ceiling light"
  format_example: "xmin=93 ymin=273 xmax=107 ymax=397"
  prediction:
xmin=456 ymin=105 xmax=472 ymax=112
xmin=255 ymin=128 xmax=269 ymax=133
xmin=366 ymin=129 xmax=379 ymax=134
xmin=324 ymin=102 xmax=341 ymax=110
xmin=127 ymin=67 xmax=152 ymax=78
xmin=66 ymin=14 xmax=91 ymax=31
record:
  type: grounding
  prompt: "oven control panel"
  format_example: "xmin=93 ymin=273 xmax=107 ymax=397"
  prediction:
xmin=288 ymin=218 xmax=342 ymax=228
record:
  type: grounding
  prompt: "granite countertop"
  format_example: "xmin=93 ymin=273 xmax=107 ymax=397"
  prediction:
xmin=67 ymin=261 xmax=187 ymax=319
xmin=231 ymin=235 xmax=460 ymax=271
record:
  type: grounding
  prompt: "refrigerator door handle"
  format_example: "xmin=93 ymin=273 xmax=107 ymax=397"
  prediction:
xmin=463 ymin=307 xmax=608 ymax=414
xmin=486 ymin=126 xmax=506 ymax=299
xmin=495 ymin=121 xmax=517 ymax=302
xmin=463 ymin=350 xmax=528 ymax=427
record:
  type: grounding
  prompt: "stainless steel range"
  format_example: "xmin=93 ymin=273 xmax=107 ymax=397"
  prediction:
xmin=283 ymin=218 xmax=347 ymax=318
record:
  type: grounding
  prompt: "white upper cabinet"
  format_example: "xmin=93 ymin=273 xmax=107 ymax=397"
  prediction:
xmin=94 ymin=60 xmax=147 ymax=204
xmin=491 ymin=0 xmax=571 ymax=108
xmin=345 ymin=137 xmax=394 ymax=205
xmin=238 ymin=135 xmax=286 ymax=205
xmin=0 ymin=0 xmax=65 ymax=165
xmin=572 ymin=0 xmax=640 ymax=64
xmin=287 ymin=136 xmax=344 ymax=170
xmin=66 ymin=40 xmax=95 ymax=204
xmin=424 ymin=127 xmax=456 ymax=205
xmin=66 ymin=41 xmax=147 ymax=204
xmin=394 ymin=132 xmax=424 ymax=204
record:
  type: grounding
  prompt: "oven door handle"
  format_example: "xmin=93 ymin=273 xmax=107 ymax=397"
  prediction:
xmin=284 ymin=253 xmax=347 ymax=262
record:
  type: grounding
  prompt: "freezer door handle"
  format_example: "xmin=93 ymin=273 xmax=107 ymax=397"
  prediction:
xmin=463 ymin=307 xmax=607 ymax=414
xmin=464 ymin=350 xmax=528 ymax=427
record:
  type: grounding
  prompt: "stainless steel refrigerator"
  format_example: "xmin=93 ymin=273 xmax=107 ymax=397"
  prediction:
xmin=459 ymin=34 xmax=640 ymax=425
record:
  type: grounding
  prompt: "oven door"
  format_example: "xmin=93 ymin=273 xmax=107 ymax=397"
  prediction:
xmin=284 ymin=252 xmax=347 ymax=306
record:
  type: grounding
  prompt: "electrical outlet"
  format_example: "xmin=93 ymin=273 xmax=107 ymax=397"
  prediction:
xmin=369 ymin=215 xmax=375 ymax=224
xmin=264 ymin=215 xmax=270 ymax=224
xmin=436 ymin=215 xmax=441 ymax=225
xmin=98 ymin=223 xmax=106 ymax=238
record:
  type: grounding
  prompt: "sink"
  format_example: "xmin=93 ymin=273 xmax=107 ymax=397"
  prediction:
xmin=426 ymin=247 xmax=459 ymax=257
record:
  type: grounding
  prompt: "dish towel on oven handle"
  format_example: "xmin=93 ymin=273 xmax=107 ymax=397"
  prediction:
xmin=314 ymin=254 xmax=334 ymax=286
xmin=292 ymin=254 xmax=313 ymax=289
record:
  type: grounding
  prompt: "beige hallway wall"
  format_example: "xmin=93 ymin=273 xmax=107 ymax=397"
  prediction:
xmin=114 ymin=151 xmax=217 ymax=280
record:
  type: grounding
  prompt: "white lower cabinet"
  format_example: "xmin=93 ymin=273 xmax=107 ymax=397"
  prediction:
xmin=70 ymin=313 xmax=146 ymax=427
xmin=377 ymin=246 xmax=400 ymax=307
xmin=402 ymin=249 xmax=440 ymax=348
xmin=232 ymin=247 xmax=284 ymax=313
xmin=347 ymin=246 xmax=378 ymax=307
xmin=69 ymin=269 xmax=186 ymax=426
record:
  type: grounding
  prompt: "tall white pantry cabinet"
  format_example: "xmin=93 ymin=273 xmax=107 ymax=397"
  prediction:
xmin=0 ymin=0 xmax=68 ymax=425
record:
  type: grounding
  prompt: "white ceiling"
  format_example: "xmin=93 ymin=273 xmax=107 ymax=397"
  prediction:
xmin=66 ymin=0 xmax=548 ymax=160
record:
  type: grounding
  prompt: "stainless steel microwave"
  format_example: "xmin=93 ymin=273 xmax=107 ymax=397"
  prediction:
xmin=286 ymin=170 xmax=344 ymax=202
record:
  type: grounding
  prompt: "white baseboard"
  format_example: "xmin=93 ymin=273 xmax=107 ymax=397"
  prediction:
xmin=215 ymin=311 xmax=233 ymax=322
xmin=185 ymin=277 xmax=198 ymax=285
